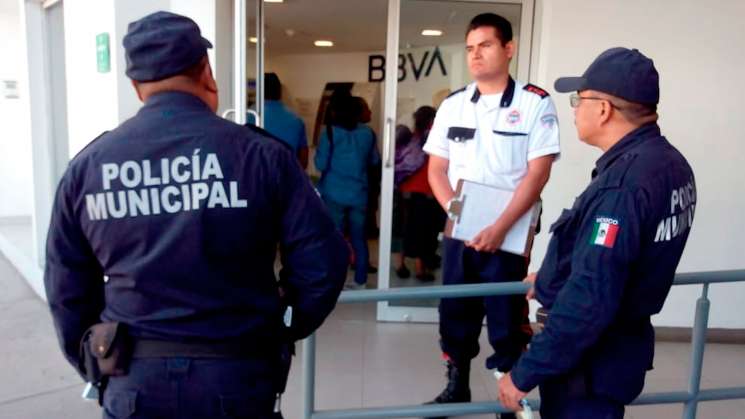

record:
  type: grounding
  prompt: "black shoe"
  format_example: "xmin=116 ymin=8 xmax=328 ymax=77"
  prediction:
xmin=396 ymin=266 xmax=411 ymax=278
xmin=497 ymin=414 xmax=517 ymax=419
xmin=423 ymin=360 xmax=471 ymax=419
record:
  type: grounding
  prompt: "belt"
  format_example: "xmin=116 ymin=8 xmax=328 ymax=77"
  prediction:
xmin=131 ymin=339 xmax=274 ymax=359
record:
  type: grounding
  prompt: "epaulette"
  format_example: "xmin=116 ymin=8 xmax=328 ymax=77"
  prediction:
xmin=523 ymin=83 xmax=549 ymax=98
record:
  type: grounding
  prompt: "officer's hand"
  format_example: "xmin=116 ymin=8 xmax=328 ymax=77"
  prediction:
xmin=466 ymin=223 xmax=507 ymax=253
xmin=497 ymin=372 xmax=527 ymax=412
xmin=523 ymin=272 xmax=537 ymax=301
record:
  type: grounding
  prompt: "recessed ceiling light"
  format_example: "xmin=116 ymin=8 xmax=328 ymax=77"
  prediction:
xmin=249 ymin=37 xmax=257 ymax=43
xmin=421 ymin=29 xmax=443 ymax=36
xmin=264 ymin=0 xmax=284 ymax=3
xmin=314 ymin=40 xmax=334 ymax=47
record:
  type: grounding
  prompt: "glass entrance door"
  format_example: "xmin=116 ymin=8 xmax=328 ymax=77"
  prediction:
xmin=377 ymin=0 xmax=535 ymax=322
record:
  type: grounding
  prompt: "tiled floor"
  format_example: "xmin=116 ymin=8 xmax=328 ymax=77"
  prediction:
xmin=0 ymin=253 xmax=743 ymax=419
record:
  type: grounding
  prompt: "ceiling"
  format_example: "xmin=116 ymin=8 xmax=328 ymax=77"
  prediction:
xmin=252 ymin=0 xmax=523 ymax=55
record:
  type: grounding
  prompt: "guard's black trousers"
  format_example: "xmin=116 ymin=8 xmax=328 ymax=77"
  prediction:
xmin=438 ymin=238 xmax=532 ymax=372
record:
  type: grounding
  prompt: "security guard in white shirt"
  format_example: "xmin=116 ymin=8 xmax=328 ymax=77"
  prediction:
xmin=422 ymin=13 xmax=560 ymax=419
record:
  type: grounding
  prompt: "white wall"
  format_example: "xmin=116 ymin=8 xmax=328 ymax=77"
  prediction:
xmin=64 ymin=0 xmax=120 ymax=157
xmin=532 ymin=0 xmax=745 ymax=328
xmin=0 ymin=6 xmax=33 ymax=218
xmin=268 ymin=43 xmax=469 ymax=137
xmin=66 ymin=0 xmax=232 ymax=156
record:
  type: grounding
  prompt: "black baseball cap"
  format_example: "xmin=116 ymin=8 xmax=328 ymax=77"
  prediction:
xmin=123 ymin=11 xmax=213 ymax=82
xmin=555 ymin=47 xmax=659 ymax=105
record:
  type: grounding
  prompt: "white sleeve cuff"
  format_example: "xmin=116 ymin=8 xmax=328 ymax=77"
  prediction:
xmin=528 ymin=145 xmax=561 ymax=162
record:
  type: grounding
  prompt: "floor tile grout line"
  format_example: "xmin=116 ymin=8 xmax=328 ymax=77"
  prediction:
xmin=0 ymin=382 xmax=86 ymax=407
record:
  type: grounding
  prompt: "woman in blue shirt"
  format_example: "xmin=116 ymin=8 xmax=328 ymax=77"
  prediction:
xmin=315 ymin=95 xmax=380 ymax=288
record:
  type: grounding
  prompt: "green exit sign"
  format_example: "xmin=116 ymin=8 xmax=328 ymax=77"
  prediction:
xmin=96 ymin=33 xmax=110 ymax=73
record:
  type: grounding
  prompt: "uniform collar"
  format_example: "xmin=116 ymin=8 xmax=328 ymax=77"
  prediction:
xmin=141 ymin=91 xmax=213 ymax=113
xmin=593 ymin=123 xmax=661 ymax=178
xmin=470 ymin=76 xmax=515 ymax=108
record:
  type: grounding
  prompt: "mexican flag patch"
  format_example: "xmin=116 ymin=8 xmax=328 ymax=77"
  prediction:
xmin=590 ymin=217 xmax=619 ymax=248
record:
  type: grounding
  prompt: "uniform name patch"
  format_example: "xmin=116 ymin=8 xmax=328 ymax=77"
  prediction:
xmin=84 ymin=149 xmax=248 ymax=221
xmin=590 ymin=217 xmax=619 ymax=248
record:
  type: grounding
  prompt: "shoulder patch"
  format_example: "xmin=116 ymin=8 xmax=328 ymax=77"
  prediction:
xmin=445 ymin=86 xmax=467 ymax=99
xmin=523 ymin=84 xmax=549 ymax=98
xmin=590 ymin=216 xmax=620 ymax=248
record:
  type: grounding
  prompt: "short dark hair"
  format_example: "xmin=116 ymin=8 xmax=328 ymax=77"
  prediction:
xmin=265 ymin=72 xmax=281 ymax=100
xmin=466 ymin=13 xmax=513 ymax=46
xmin=180 ymin=56 xmax=209 ymax=82
xmin=596 ymin=92 xmax=659 ymax=126
xmin=413 ymin=106 xmax=436 ymax=133
xmin=616 ymin=101 xmax=658 ymax=125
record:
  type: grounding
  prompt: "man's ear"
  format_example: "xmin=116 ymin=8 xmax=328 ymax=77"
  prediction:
xmin=131 ymin=80 xmax=144 ymax=102
xmin=505 ymin=40 xmax=516 ymax=59
xmin=598 ymin=100 xmax=614 ymax=125
xmin=202 ymin=63 xmax=218 ymax=94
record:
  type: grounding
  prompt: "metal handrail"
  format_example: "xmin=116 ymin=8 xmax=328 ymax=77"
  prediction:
xmin=302 ymin=269 xmax=745 ymax=419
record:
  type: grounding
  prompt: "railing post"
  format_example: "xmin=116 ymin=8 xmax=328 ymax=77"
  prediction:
xmin=303 ymin=333 xmax=317 ymax=419
xmin=682 ymin=283 xmax=710 ymax=419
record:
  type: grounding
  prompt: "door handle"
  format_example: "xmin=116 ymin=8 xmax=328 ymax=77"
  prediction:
xmin=383 ymin=117 xmax=394 ymax=168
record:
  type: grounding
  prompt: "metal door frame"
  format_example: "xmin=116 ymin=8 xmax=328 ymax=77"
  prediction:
xmin=377 ymin=0 xmax=536 ymax=322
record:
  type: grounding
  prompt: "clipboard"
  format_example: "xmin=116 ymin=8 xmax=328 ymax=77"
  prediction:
xmin=444 ymin=179 xmax=541 ymax=256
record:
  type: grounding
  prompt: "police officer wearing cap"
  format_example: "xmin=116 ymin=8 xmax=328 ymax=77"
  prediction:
xmin=44 ymin=11 xmax=348 ymax=419
xmin=423 ymin=13 xmax=560 ymax=418
xmin=497 ymin=47 xmax=696 ymax=419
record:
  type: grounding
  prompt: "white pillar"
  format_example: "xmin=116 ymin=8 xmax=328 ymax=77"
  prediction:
xmin=18 ymin=0 xmax=62 ymax=297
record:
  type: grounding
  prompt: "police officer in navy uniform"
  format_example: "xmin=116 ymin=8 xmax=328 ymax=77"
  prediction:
xmin=497 ymin=48 xmax=697 ymax=419
xmin=423 ymin=13 xmax=560 ymax=419
xmin=44 ymin=11 xmax=348 ymax=419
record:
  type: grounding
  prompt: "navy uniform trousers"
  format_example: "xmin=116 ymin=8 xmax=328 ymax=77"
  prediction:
xmin=539 ymin=375 xmax=624 ymax=419
xmin=103 ymin=358 xmax=279 ymax=419
xmin=439 ymin=238 xmax=531 ymax=371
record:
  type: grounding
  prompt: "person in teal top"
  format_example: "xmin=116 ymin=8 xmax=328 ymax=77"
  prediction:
xmin=315 ymin=95 xmax=381 ymax=288
xmin=248 ymin=73 xmax=309 ymax=168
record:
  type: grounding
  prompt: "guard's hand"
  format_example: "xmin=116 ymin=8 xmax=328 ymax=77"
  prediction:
xmin=497 ymin=372 xmax=527 ymax=412
xmin=523 ymin=272 xmax=537 ymax=301
xmin=466 ymin=223 xmax=507 ymax=253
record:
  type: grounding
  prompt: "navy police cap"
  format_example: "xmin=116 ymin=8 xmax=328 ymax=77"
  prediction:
xmin=123 ymin=11 xmax=213 ymax=82
xmin=555 ymin=47 xmax=659 ymax=105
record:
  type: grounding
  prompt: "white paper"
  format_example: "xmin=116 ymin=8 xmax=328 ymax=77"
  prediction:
xmin=450 ymin=180 xmax=539 ymax=255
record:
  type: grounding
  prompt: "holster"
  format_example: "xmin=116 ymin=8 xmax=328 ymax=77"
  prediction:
xmin=79 ymin=322 xmax=133 ymax=385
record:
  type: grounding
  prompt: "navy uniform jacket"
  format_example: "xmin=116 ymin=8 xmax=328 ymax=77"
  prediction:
xmin=44 ymin=91 xmax=348 ymax=371
xmin=511 ymin=123 xmax=696 ymax=403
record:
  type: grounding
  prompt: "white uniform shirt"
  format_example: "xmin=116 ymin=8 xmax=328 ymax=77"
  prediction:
xmin=423 ymin=78 xmax=560 ymax=191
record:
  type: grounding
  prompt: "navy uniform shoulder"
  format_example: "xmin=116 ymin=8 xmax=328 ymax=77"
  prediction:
xmin=600 ymin=153 xmax=638 ymax=190
xmin=445 ymin=86 xmax=467 ymax=99
xmin=244 ymin=123 xmax=293 ymax=153
xmin=523 ymin=83 xmax=550 ymax=98
xmin=68 ymin=130 xmax=110 ymax=167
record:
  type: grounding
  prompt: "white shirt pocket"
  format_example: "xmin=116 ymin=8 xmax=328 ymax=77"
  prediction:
xmin=491 ymin=129 xmax=529 ymax=173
